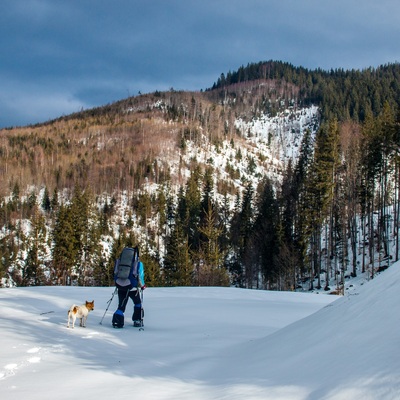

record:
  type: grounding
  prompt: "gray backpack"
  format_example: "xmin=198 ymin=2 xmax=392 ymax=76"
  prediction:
xmin=114 ymin=246 xmax=139 ymax=281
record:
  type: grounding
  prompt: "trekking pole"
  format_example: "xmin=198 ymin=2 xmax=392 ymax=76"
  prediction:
xmin=99 ymin=287 xmax=117 ymax=325
xmin=139 ymin=288 xmax=144 ymax=330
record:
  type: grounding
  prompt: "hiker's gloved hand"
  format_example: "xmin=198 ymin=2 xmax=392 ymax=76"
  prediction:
xmin=141 ymin=285 xmax=146 ymax=291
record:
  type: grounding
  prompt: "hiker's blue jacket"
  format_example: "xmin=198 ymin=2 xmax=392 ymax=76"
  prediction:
xmin=137 ymin=261 xmax=145 ymax=288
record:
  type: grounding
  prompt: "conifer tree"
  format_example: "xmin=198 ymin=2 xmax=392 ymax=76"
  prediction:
xmin=140 ymin=245 xmax=163 ymax=287
xmin=92 ymin=256 xmax=109 ymax=287
xmin=340 ymin=122 xmax=362 ymax=278
xmin=293 ymin=128 xmax=314 ymax=278
xmin=136 ymin=191 xmax=152 ymax=227
xmin=81 ymin=200 xmax=103 ymax=286
xmin=69 ymin=187 xmax=92 ymax=283
xmin=0 ymin=234 xmax=18 ymax=286
xmin=41 ymin=186 xmax=51 ymax=212
xmin=377 ymin=102 xmax=396 ymax=260
xmin=230 ymin=184 xmax=255 ymax=287
xmin=183 ymin=166 xmax=202 ymax=250
xmin=196 ymin=200 xmax=228 ymax=286
xmin=164 ymin=220 xmax=193 ymax=286
xmin=306 ymin=120 xmax=340 ymax=289
xmin=252 ymin=177 xmax=280 ymax=288
xmin=50 ymin=188 xmax=59 ymax=213
xmin=218 ymin=192 xmax=232 ymax=260
xmin=156 ymin=185 xmax=167 ymax=242
xmin=393 ymin=105 xmax=400 ymax=261
xmin=24 ymin=207 xmax=48 ymax=286
xmin=176 ymin=186 xmax=187 ymax=226
xmin=200 ymin=167 xmax=214 ymax=221
xmin=52 ymin=204 xmax=76 ymax=284
xmin=360 ymin=111 xmax=382 ymax=276
xmin=280 ymin=160 xmax=296 ymax=246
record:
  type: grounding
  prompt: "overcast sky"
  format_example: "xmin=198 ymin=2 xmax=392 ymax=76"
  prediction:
xmin=1 ymin=0 xmax=399 ymax=128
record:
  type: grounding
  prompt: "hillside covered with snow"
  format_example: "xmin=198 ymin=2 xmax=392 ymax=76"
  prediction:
xmin=1 ymin=259 xmax=400 ymax=399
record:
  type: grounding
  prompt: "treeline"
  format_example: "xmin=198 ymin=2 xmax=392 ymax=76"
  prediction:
xmin=1 ymin=101 xmax=399 ymax=291
xmin=164 ymin=102 xmax=400 ymax=290
xmin=211 ymin=60 xmax=400 ymax=123
xmin=0 ymin=184 xmax=165 ymax=287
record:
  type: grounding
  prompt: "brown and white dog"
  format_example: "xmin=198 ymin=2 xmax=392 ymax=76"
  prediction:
xmin=67 ymin=300 xmax=94 ymax=328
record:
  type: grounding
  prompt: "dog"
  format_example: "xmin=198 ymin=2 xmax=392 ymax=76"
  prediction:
xmin=67 ymin=300 xmax=94 ymax=328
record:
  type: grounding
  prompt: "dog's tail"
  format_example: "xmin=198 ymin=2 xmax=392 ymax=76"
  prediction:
xmin=68 ymin=306 xmax=79 ymax=316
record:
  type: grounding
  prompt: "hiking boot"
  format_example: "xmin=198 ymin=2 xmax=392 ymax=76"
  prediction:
xmin=112 ymin=310 xmax=124 ymax=328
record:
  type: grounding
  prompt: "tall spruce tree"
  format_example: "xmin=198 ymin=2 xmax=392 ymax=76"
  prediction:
xmin=252 ymin=177 xmax=280 ymax=288
xmin=69 ymin=187 xmax=92 ymax=284
xmin=0 ymin=233 xmax=18 ymax=286
xmin=230 ymin=184 xmax=255 ymax=287
xmin=183 ymin=166 xmax=202 ymax=250
xmin=360 ymin=111 xmax=382 ymax=276
xmin=24 ymin=207 xmax=48 ymax=286
xmin=340 ymin=122 xmax=362 ymax=278
xmin=196 ymin=200 xmax=228 ymax=286
xmin=377 ymin=102 xmax=396 ymax=261
xmin=277 ymin=161 xmax=300 ymax=290
xmin=41 ymin=186 xmax=51 ymax=212
xmin=164 ymin=220 xmax=193 ymax=286
xmin=52 ymin=204 xmax=76 ymax=284
xmin=293 ymin=128 xmax=314 ymax=283
xmin=81 ymin=201 xmax=103 ymax=286
xmin=306 ymin=120 xmax=340 ymax=289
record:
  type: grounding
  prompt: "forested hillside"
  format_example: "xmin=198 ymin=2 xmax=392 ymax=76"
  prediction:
xmin=0 ymin=61 xmax=399 ymax=292
xmin=211 ymin=60 xmax=400 ymax=122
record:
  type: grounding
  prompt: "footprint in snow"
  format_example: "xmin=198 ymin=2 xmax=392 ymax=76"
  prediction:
xmin=27 ymin=347 xmax=40 ymax=354
xmin=27 ymin=348 xmax=41 ymax=364
xmin=82 ymin=331 xmax=100 ymax=339
xmin=0 ymin=348 xmax=42 ymax=380
xmin=0 ymin=363 xmax=18 ymax=379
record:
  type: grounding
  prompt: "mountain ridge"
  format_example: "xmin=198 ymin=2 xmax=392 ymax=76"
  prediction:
xmin=0 ymin=60 xmax=400 ymax=291
xmin=19 ymin=60 xmax=400 ymax=129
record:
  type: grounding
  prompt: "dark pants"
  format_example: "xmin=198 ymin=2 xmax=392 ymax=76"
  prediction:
xmin=117 ymin=286 xmax=142 ymax=321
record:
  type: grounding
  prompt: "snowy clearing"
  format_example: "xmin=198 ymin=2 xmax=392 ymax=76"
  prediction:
xmin=1 ymin=264 xmax=400 ymax=399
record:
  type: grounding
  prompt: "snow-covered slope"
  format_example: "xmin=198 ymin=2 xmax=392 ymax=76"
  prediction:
xmin=235 ymin=105 xmax=319 ymax=165
xmin=104 ymin=105 xmax=320 ymax=240
xmin=204 ymin=264 xmax=400 ymax=399
xmin=163 ymin=105 xmax=320 ymax=199
xmin=1 ymin=261 xmax=400 ymax=399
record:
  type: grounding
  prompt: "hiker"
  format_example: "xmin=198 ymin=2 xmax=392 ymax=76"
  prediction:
xmin=112 ymin=247 xmax=146 ymax=328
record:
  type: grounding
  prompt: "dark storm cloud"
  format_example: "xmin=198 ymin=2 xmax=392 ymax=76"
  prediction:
xmin=1 ymin=0 xmax=399 ymax=127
